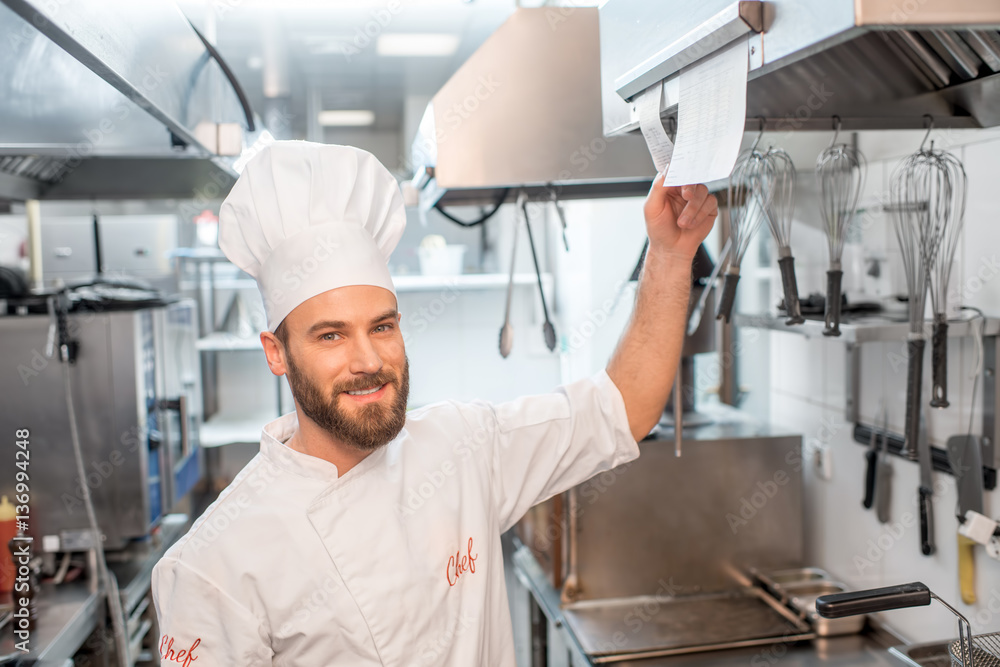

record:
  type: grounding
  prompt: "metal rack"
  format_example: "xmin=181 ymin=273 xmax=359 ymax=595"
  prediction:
xmin=734 ymin=312 xmax=1000 ymax=484
xmin=170 ymin=249 xmax=282 ymax=459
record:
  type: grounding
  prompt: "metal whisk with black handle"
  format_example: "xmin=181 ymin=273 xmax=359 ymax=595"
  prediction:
xmin=764 ymin=148 xmax=804 ymax=325
xmin=816 ymin=117 xmax=866 ymax=337
xmin=923 ymin=143 xmax=967 ymax=408
xmin=716 ymin=139 xmax=774 ymax=323
xmin=891 ymin=150 xmax=932 ymax=460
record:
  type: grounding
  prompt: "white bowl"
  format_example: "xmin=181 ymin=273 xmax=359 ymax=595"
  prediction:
xmin=418 ymin=245 xmax=466 ymax=276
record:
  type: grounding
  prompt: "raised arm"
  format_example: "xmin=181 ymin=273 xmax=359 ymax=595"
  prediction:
xmin=607 ymin=173 xmax=718 ymax=441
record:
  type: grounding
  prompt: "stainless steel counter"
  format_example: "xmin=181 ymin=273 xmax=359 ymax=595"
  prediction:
xmin=0 ymin=513 xmax=188 ymax=665
xmin=512 ymin=544 xmax=908 ymax=667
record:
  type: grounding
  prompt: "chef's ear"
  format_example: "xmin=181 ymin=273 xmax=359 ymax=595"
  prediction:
xmin=260 ymin=328 xmax=289 ymax=377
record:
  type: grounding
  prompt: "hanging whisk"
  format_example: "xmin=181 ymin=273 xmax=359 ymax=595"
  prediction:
xmin=717 ymin=123 xmax=775 ymax=322
xmin=915 ymin=121 xmax=967 ymax=408
xmin=891 ymin=121 xmax=944 ymax=459
xmin=816 ymin=117 xmax=866 ymax=337
xmin=764 ymin=147 xmax=804 ymax=325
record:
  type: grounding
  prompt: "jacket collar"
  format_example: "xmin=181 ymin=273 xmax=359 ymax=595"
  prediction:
xmin=259 ymin=411 xmax=401 ymax=484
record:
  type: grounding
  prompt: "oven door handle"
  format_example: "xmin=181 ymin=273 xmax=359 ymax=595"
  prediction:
xmin=158 ymin=396 xmax=191 ymax=460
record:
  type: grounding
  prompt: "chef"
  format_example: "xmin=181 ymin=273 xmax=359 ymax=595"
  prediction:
xmin=151 ymin=140 xmax=716 ymax=666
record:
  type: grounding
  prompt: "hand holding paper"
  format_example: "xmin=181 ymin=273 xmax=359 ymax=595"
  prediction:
xmin=643 ymin=172 xmax=717 ymax=260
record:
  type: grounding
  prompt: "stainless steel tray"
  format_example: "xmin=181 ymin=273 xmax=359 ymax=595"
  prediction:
xmin=889 ymin=641 xmax=954 ymax=667
xmin=785 ymin=582 xmax=866 ymax=637
xmin=754 ymin=567 xmax=834 ymax=601
xmin=561 ymin=587 xmax=814 ymax=663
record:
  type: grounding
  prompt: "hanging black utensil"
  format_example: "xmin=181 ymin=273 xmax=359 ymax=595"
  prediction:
xmin=521 ymin=199 xmax=557 ymax=352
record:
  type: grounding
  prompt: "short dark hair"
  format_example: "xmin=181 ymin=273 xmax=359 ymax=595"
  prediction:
xmin=273 ymin=320 xmax=289 ymax=347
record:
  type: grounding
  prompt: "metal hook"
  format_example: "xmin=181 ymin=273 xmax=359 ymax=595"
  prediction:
xmin=827 ymin=116 xmax=842 ymax=148
xmin=919 ymin=114 xmax=934 ymax=152
xmin=748 ymin=117 xmax=766 ymax=154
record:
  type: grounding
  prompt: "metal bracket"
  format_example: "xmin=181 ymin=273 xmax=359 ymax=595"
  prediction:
xmin=614 ymin=1 xmax=765 ymax=101
xmin=845 ymin=342 xmax=860 ymax=424
xmin=984 ymin=335 xmax=997 ymax=469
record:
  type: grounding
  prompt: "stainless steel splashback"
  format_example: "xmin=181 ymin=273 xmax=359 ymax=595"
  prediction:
xmin=520 ymin=408 xmax=803 ymax=601
xmin=601 ymin=0 xmax=1000 ymax=136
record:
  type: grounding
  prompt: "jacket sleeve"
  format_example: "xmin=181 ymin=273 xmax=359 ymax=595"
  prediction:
xmin=475 ymin=368 xmax=640 ymax=533
xmin=152 ymin=556 xmax=273 ymax=666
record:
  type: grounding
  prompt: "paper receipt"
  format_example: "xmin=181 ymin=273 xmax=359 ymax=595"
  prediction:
xmin=637 ymin=84 xmax=674 ymax=173
xmin=664 ymin=35 xmax=749 ymax=186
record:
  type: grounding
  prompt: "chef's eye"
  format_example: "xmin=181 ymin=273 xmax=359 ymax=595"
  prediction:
xmin=373 ymin=324 xmax=393 ymax=334
xmin=321 ymin=332 xmax=342 ymax=341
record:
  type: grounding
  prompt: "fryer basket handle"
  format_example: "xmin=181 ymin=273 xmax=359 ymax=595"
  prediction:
xmin=816 ymin=582 xmax=930 ymax=618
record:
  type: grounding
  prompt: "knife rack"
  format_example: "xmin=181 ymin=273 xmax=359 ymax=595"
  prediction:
xmin=851 ymin=423 xmax=997 ymax=491
xmin=843 ymin=328 xmax=999 ymax=491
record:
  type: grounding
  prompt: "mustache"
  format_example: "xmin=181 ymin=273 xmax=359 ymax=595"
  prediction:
xmin=334 ymin=370 xmax=398 ymax=394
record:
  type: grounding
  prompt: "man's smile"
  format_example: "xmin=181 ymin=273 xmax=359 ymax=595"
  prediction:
xmin=342 ymin=383 xmax=389 ymax=404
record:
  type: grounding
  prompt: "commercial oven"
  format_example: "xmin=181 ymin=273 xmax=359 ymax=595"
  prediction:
xmin=0 ymin=298 xmax=201 ymax=551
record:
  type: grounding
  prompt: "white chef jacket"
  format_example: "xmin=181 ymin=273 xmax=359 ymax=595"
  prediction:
xmin=151 ymin=369 xmax=639 ymax=666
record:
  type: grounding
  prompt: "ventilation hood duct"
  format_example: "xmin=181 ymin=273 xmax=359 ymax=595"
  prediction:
xmin=0 ymin=0 xmax=257 ymax=201
xmin=600 ymin=0 xmax=1000 ymax=137
xmin=410 ymin=7 xmax=655 ymax=211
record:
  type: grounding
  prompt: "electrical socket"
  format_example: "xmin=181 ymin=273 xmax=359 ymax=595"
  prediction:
xmin=814 ymin=444 xmax=833 ymax=481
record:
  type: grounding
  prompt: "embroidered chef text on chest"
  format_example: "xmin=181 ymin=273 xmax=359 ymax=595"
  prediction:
xmin=159 ymin=635 xmax=201 ymax=666
xmin=446 ymin=537 xmax=478 ymax=586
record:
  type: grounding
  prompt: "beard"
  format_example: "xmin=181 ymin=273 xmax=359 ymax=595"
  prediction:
xmin=285 ymin=353 xmax=410 ymax=452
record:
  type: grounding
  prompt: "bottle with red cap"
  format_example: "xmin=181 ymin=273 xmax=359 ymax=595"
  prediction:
xmin=0 ymin=496 xmax=15 ymax=595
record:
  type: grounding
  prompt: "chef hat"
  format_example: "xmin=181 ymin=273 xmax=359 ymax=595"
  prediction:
xmin=219 ymin=141 xmax=406 ymax=331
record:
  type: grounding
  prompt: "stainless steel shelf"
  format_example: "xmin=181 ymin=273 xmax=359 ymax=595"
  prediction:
xmin=196 ymin=332 xmax=261 ymax=352
xmin=733 ymin=313 xmax=1000 ymax=344
xmin=199 ymin=412 xmax=269 ymax=448
xmin=393 ymin=272 xmax=553 ymax=292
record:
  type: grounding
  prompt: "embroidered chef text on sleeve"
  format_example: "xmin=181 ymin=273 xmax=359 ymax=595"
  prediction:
xmin=152 ymin=556 xmax=274 ymax=666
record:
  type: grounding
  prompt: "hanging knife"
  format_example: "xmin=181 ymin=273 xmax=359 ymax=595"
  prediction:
xmin=948 ymin=433 xmax=984 ymax=604
xmin=874 ymin=406 xmax=893 ymax=524
xmin=862 ymin=401 xmax=884 ymax=510
xmin=916 ymin=409 xmax=935 ymax=556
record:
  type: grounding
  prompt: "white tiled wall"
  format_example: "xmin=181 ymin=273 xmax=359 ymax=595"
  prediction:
xmin=768 ymin=129 xmax=1000 ymax=640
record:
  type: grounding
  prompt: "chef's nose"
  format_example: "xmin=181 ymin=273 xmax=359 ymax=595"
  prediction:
xmin=347 ymin=335 xmax=384 ymax=376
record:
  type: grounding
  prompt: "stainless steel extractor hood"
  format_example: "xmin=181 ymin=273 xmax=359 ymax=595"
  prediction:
xmin=600 ymin=0 xmax=1000 ymax=137
xmin=0 ymin=0 xmax=257 ymax=201
xmin=410 ymin=7 xmax=656 ymax=211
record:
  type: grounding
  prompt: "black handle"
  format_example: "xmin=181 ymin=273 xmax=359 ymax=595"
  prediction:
xmin=823 ymin=269 xmax=843 ymax=336
xmin=904 ymin=339 xmax=925 ymax=460
xmin=930 ymin=317 xmax=949 ymax=408
xmin=778 ymin=256 xmax=805 ymax=325
xmin=716 ymin=272 xmax=740 ymax=323
xmin=919 ymin=486 xmax=935 ymax=556
xmin=863 ymin=449 xmax=877 ymax=509
xmin=816 ymin=582 xmax=931 ymax=619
